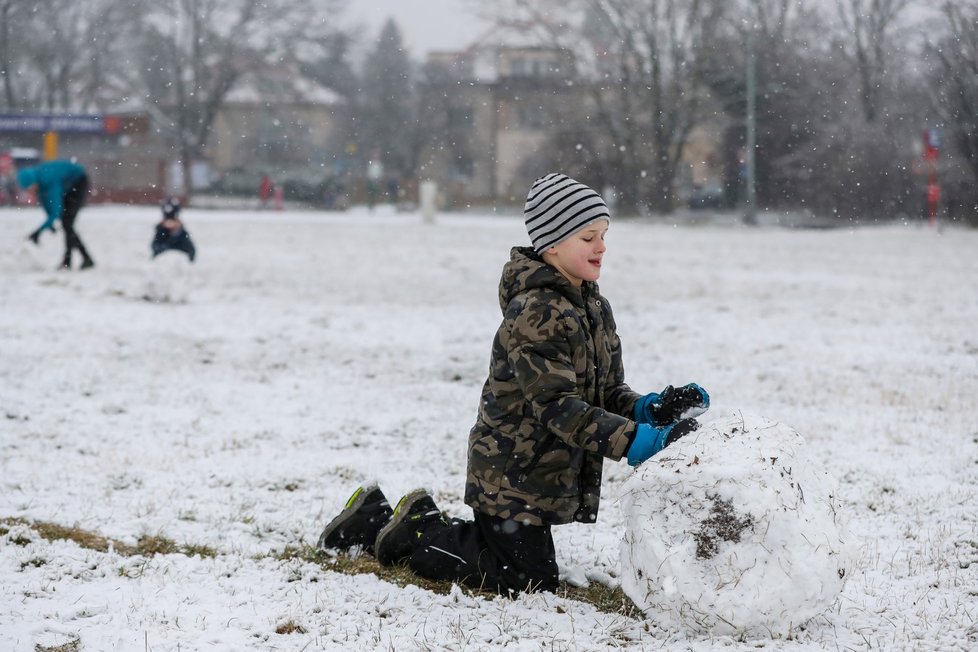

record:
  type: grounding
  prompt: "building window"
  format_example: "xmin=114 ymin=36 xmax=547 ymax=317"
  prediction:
xmin=446 ymin=106 xmax=472 ymax=130
xmin=517 ymin=104 xmax=548 ymax=129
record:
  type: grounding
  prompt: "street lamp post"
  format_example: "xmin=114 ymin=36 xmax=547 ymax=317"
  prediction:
xmin=744 ymin=10 xmax=757 ymax=225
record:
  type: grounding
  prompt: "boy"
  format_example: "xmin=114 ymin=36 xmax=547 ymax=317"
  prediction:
xmin=319 ymin=173 xmax=709 ymax=594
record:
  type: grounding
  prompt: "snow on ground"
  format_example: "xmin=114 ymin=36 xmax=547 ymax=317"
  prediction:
xmin=1 ymin=204 xmax=976 ymax=651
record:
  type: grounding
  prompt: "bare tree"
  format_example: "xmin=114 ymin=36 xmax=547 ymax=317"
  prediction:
xmin=0 ymin=0 xmax=31 ymax=108
xmin=0 ymin=0 xmax=133 ymax=111
xmin=835 ymin=0 xmax=914 ymax=123
xmin=701 ymin=1 xmax=837 ymax=209
xmin=357 ymin=19 xmax=416 ymax=180
xmin=485 ymin=0 xmax=726 ymax=213
xmin=708 ymin=0 xmax=929 ymax=221
xmin=931 ymin=1 xmax=978 ymax=184
xmin=134 ymin=0 xmax=345 ymax=195
xmin=585 ymin=0 xmax=728 ymax=212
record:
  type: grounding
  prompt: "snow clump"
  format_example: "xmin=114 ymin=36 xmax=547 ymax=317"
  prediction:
xmin=619 ymin=410 xmax=856 ymax=638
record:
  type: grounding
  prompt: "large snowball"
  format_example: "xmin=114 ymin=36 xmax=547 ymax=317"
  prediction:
xmin=140 ymin=254 xmax=196 ymax=304
xmin=619 ymin=411 xmax=855 ymax=638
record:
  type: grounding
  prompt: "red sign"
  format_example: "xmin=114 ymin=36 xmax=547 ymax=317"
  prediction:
xmin=104 ymin=116 xmax=122 ymax=135
xmin=922 ymin=130 xmax=941 ymax=227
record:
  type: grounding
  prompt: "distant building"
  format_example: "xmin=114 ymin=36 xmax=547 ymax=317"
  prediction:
xmin=422 ymin=45 xmax=579 ymax=206
xmin=422 ymin=39 xmax=725 ymax=210
xmin=207 ymin=64 xmax=346 ymax=174
xmin=0 ymin=112 xmax=172 ymax=204
xmin=0 ymin=62 xmax=347 ymax=205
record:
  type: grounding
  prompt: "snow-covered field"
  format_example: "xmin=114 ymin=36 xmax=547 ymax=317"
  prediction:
xmin=1 ymin=204 xmax=976 ymax=651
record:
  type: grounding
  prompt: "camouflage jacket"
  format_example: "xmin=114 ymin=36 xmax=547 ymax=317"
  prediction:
xmin=465 ymin=247 xmax=640 ymax=525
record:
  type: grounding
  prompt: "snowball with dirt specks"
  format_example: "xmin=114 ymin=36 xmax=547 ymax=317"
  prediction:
xmin=619 ymin=411 xmax=856 ymax=638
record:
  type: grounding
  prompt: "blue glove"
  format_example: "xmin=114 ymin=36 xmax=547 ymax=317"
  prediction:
xmin=632 ymin=391 xmax=660 ymax=424
xmin=626 ymin=419 xmax=701 ymax=467
xmin=635 ymin=383 xmax=710 ymax=426
xmin=626 ymin=423 xmax=668 ymax=466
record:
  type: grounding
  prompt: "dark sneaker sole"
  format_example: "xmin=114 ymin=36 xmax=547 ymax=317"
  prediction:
xmin=374 ymin=489 xmax=435 ymax=566
xmin=317 ymin=484 xmax=379 ymax=551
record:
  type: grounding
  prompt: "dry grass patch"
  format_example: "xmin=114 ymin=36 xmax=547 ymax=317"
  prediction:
xmin=1 ymin=518 xmax=216 ymax=559
xmin=274 ymin=620 xmax=307 ymax=634
xmin=3 ymin=518 xmax=639 ymax=617
xmin=133 ymin=534 xmax=178 ymax=556
xmin=277 ymin=543 xmax=640 ymax=617
xmin=182 ymin=542 xmax=219 ymax=558
xmin=34 ymin=635 xmax=81 ymax=652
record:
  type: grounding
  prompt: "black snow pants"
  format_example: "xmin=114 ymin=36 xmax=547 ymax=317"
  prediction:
xmin=61 ymin=174 xmax=92 ymax=266
xmin=408 ymin=510 xmax=559 ymax=595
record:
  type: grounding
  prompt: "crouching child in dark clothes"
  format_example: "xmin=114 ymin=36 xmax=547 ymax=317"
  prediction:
xmin=151 ymin=197 xmax=196 ymax=262
xmin=318 ymin=173 xmax=711 ymax=595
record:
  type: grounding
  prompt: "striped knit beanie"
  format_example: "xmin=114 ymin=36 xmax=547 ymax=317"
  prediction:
xmin=524 ymin=173 xmax=610 ymax=253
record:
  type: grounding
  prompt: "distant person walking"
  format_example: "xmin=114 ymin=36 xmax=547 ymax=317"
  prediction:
xmin=259 ymin=174 xmax=274 ymax=209
xmin=366 ymin=158 xmax=383 ymax=210
xmin=19 ymin=159 xmax=95 ymax=270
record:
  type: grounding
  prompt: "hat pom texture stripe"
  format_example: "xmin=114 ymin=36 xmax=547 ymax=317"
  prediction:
xmin=524 ymin=173 xmax=610 ymax=253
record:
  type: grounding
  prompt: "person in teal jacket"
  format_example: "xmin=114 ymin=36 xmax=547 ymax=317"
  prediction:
xmin=18 ymin=159 xmax=94 ymax=270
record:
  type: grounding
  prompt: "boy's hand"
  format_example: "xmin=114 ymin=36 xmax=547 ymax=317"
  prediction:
xmin=664 ymin=418 xmax=699 ymax=447
xmin=634 ymin=384 xmax=710 ymax=426
xmin=626 ymin=419 xmax=700 ymax=466
xmin=650 ymin=383 xmax=709 ymax=426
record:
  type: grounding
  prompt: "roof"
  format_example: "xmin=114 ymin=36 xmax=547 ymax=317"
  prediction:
xmin=224 ymin=67 xmax=343 ymax=106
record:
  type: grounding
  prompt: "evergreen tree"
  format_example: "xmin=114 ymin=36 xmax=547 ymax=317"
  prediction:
xmin=357 ymin=18 xmax=415 ymax=180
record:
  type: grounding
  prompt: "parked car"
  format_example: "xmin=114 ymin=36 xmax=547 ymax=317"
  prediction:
xmin=278 ymin=168 xmax=330 ymax=204
xmin=205 ymin=167 xmax=266 ymax=198
xmin=687 ymin=183 xmax=726 ymax=210
xmin=206 ymin=166 xmax=344 ymax=208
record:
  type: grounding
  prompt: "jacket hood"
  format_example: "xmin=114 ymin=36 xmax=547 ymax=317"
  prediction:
xmin=498 ymin=246 xmax=589 ymax=311
xmin=16 ymin=167 xmax=37 ymax=189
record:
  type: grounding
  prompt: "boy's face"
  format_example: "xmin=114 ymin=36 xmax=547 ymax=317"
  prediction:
xmin=542 ymin=219 xmax=609 ymax=287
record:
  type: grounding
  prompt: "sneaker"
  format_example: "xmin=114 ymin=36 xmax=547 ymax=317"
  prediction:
xmin=374 ymin=489 xmax=443 ymax=566
xmin=80 ymin=258 xmax=95 ymax=270
xmin=317 ymin=484 xmax=392 ymax=555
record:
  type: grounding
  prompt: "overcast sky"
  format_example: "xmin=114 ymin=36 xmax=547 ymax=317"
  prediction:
xmin=342 ymin=1 xmax=941 ymax=62
xmin=344 ymin=0 xmax=493 ymax=56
